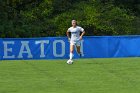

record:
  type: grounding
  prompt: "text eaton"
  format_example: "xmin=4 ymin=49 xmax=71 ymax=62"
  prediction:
xmin=1 ymin=40 xmax=66 ymax=59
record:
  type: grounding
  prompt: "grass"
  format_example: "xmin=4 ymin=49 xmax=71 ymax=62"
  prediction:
xmin=0 ymin=58 xmax=140 ymax=93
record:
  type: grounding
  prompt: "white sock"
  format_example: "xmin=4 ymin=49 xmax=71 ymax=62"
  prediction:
xmin=70 ymin=52 xmax=73 ymax=60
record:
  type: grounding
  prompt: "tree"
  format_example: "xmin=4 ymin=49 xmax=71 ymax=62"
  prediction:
xmin=0 ymin=0 xmax=139 ymax=38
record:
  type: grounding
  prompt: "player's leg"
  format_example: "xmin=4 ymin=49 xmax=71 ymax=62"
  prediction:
xmin=76 ymin=46 xmax=82 ymax=57
xmin=76 ymin=41 xmax=82 ymax=57
xmin=69 ymin=43 xmax=75 ymax=60
xmin=76 ymin=46 xmax=81 ymax=54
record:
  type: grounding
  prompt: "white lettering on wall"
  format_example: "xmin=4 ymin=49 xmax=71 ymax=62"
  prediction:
xmin=35 ymin=40 xmax=49 ymax=57
xmin=81 ymin=40 xmax=84 ymax=56
xmin=53 ymin=40 xmax=65 ymax=57
xmin=18 ymin=41 xmax=33 ymax=58
xmin=3 ymin=41 xmax=15 ymax=58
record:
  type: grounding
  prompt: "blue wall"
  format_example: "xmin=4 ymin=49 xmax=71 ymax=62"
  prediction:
xmin=0 ymin=36 xmax=140 ymax=60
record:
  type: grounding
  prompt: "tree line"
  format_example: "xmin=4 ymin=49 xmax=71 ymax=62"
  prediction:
xmin=0 ymin=0 xmax=140 ymax=38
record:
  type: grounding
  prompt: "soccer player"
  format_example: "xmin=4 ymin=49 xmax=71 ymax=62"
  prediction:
xmin=66 ymin=20 xmax=85 ymax=60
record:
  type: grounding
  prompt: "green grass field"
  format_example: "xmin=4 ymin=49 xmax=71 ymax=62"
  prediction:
xmin=0 ymin=58 xmax=140 ymax=93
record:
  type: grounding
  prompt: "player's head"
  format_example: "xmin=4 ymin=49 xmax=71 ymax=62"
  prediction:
xmin=72 ymin=20 xmax=77 ymax=27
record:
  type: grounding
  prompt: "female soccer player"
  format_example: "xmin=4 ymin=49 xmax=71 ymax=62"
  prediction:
xmin=66 ymin=20 xmax=85 ymax=60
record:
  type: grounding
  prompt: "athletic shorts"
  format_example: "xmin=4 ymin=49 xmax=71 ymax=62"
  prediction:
xmin=70 ymin=40 xmax=81 ymax=46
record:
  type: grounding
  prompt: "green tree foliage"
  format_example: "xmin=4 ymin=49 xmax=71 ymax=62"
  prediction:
xmin=0 ymin=0 xmax=139 ymax=38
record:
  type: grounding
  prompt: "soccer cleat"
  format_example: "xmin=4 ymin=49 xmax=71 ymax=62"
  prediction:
xmin=67 ymin=59 xmax=73 ymax=64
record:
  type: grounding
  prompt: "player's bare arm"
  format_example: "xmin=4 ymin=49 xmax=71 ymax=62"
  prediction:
xmin=66 ymin=31 xmax=70 ymax=41
xmin=80 ymin=31 xmax=85 ymax=40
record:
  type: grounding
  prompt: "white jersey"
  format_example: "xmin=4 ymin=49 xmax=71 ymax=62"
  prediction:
xmin=67 ymin=26 xmax=84 ymax=41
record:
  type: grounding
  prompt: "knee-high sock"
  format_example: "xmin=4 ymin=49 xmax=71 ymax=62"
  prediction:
xmin=70 ymin=52 xmax=73 ymax=60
